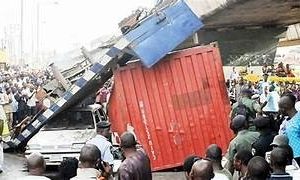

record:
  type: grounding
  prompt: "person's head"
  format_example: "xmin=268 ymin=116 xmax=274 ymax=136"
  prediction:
xmin=26 ymin=152 xmax=46 ymax=176
xmin=279 ymin=145 xmax=294 ymax=165
xmin=253 ymin=116 xmax=271 ymax=131
xmin=120 ymin=132 xmax=138 ymax=155
xmin=270 ymin=134 xmax=289 ymax=148
xmin=241 ymin=88 xmax=253 ymax=98
xmin=96 ymin=121 xmax=112 ymax=138
xmin=79 ymin=144 xmax=101 ymax=169
xmin=5 ymin=87 xmax=11 ymax=94
xmin=269 ymin=85 xmax=276 ymax=92
xmin=247 ymin=156 xmax=270 ymax=180
xmin=232 ymin=115 xmax=248 ymax=132
xmin=232 ymin=67 xmax=236 ymax=72
xmin=205 ymin=144 xmax=222 ymax=163
xmin=270 ymin=147 xmax=288 ymax=172
xmin=183 ymin=155 xmax=201 ymax=179
xmin=190 ymin=159 xmax=214 ymax=180
xmin=58 ymin=157 xmax=79 ymax=180
xmin=233 ymin=150 xmax=253 ymax=172
xmin=279 ymin=93 xmax=296 ymax=117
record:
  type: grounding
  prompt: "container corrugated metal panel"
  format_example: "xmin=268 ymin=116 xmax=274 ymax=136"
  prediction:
xmin=109 ymin=46 xmax=232 ymax=171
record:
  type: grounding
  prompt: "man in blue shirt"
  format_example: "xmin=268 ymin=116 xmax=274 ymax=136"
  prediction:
xmin=278 ymin=93 xmax=300 ymax=165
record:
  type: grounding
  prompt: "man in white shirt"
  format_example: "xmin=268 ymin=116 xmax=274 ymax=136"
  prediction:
xmin=86 ymin=121 xmax=114 ymax=166
xmin=261 ymin=85 xmax=280 ymax=114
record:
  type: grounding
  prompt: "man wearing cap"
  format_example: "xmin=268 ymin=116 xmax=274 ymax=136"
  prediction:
xmin=87 ymin=121 xmax=114 ymax=166
xmin=225 ymin=115 xmax=260 ymax=174
xmin=265 ymin=134 xmax=289 ymax=163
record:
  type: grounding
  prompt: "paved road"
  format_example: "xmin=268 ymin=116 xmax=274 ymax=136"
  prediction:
xmin=0 ymin=153 xmax=27 ymax=180
xmin=1 ymin=153 xmax=185 ymax=180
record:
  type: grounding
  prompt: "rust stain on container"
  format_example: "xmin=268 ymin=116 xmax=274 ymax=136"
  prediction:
xmin=108 ymin=46 xmax=232 ymax=171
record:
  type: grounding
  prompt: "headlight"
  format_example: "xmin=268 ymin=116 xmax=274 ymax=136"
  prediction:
xmin=72 ymin=143 xmax=85 ymax=150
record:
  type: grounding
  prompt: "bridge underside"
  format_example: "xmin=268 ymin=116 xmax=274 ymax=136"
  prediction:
xmin=197 ymin=0 xmax=300 ymax=29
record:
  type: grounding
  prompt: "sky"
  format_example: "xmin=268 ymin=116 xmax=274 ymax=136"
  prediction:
xmin=0 ymin=0 xmax=155 ymax=61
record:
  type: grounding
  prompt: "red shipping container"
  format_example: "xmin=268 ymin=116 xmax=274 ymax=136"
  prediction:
xmin=108 ymin=45 xmax=232 ymax=171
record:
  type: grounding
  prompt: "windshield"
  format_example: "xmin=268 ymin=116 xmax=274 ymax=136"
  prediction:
xmin=43 ymin=110 xmax=95 ymax=130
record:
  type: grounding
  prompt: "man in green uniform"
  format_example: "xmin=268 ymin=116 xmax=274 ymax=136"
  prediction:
xmin=231 ymin=89 xmax=261 ymax=131
xmin=225 ymin=115 xmax=260 ymax=174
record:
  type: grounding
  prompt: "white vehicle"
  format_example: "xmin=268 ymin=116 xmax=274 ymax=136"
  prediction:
xmin=25 ymin=104 xmax=108 ymax=165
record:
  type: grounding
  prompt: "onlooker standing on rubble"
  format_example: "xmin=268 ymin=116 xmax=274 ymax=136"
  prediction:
xmin=18 ymin=152 xmax=50 ymax=179
xmin=118 ymin=132 xmax=152 ymax=180
xmin=278 ymin=93 xmax=300 ymax=165
xmin=87 ymin=121 xmax=114 ymax=166
xmin=225 ymin=115 xmax=259 ymax=174
xmin=206 ymin=144 xmax=232 ymax=180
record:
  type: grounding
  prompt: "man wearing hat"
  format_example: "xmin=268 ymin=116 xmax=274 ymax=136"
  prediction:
xmin=225 ymin=115 xmax=260 ymax=174
xmin=264 ymin=134 xmax=290 ymax=164
xmin=87 ymin=121 xmax=114 ymax=166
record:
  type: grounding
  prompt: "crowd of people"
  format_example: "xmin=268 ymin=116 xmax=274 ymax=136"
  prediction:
xmin=0 ymin=67 xmax=52 ymax=135
xmin=2 ymin=62 xmax=300 ymax=179
xmin=0 ymin=66 xmax=52 ymax=173
xmin=20 ymin=129 xmax=152 ymax=180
